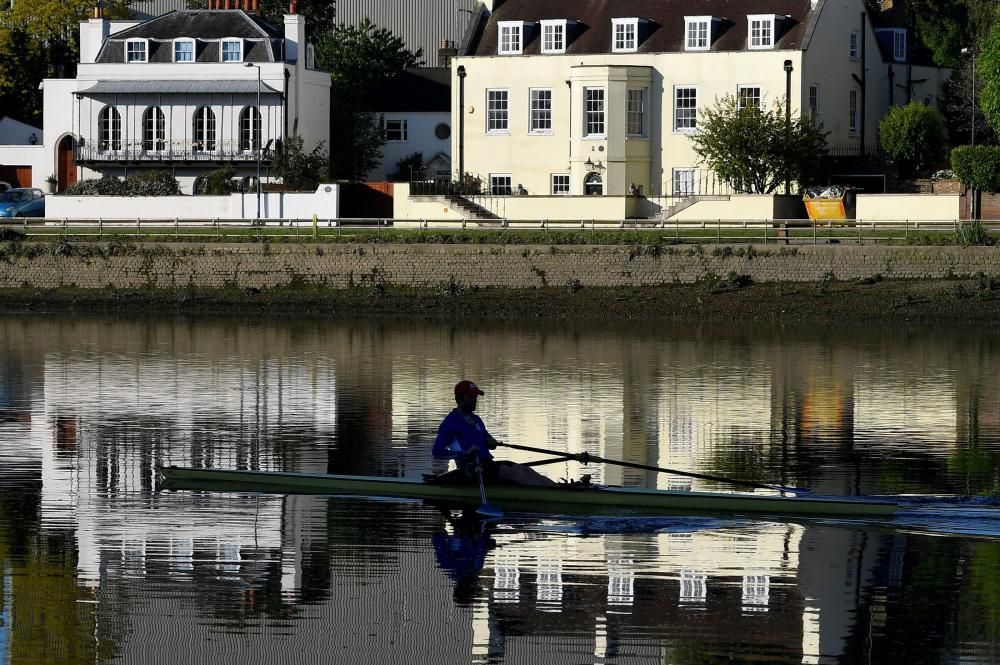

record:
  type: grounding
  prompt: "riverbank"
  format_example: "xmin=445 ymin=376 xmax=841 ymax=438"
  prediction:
xmin=2 ymin=278 xmax=999 ymax=322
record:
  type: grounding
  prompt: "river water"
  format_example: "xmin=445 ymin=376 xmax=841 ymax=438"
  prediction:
xmin=0 ymin=313 xmax=997 ymax=665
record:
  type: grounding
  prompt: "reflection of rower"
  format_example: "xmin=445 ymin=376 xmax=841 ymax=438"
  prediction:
xmin=431 ymin=380 xmax=556 ymax=487
xmin=432 ymin=509 xmax=497 ymax=604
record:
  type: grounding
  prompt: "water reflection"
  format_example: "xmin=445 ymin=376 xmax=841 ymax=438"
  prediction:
xmin=0 ymin=314 xmax=997 ymax=664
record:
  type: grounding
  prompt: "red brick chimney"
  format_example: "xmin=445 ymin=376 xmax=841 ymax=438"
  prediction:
xmin=252 ymin=0 xmax=259 ymax=11
xmin=94 ymin=5 xmax=103 ymax=18
xmin=289 ymin=0 xmax=298 ymax=14
xmin=224 ymin=0 xmax=231 ymax=9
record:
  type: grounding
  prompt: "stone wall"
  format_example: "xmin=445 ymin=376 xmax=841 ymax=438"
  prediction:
xmin=2 ymin=243 xmax=1000 ymax=291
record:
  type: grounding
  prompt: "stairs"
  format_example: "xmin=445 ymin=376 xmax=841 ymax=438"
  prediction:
xmin=444 ymin=195 xmax=501 ymax=220
xmin=661 ymin=195 xmax=730 ymax=220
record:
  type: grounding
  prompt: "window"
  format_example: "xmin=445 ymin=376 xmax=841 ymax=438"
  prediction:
xmin=221 ymin=39 xmax=242 ymax=62
xmin=674 ymin=86 xmax=697 ymax=131
xmin=490 ymin=174 xmax=512 ymax=195
xmin=849 ymin=89 xmax=859 ymax=134
xmin=849 ymin=32 xmax=860 ymax=59
xmin=893 ymin=30 xmax=906 ymax=61
xmin=240 ymin=106 xmax=262 ymax=151
xmin=584 ymin=172 xmax=603 ymax=195
xmin=673 ymin=168 xmax=697 ymax=196
xmin=541 ymin=19 xmax=566 ymax=54
xmin=612 ymin=18 xmax=638 ymax=52
xmin=551 ymin=174 xmax=570 ymax=195
xmin=193 ymin=106 xmax=216 ymax=151
xmin=174 ymin=39 xmax=194 ymax=62
xmin=384 ymin=119 xmax=407 ymax=142
xmin=584 ymin=88 xmax=605 ymax=137
xmin=98 ymin=106 xmax=121 ymax=152
xmin=737 ymin=85 xmax=762 ymax=110
xmin=498 ymin=21 xmax=523 ymax=55
xmin=747 ymin=15 xmax=775 ymax=49
xmin=487 ymin=89 xmax=508 ymax=133
xmin=530 ymin=88 xmax=552 ymax=133
xmin=685 ymin=17 xmax=710 ymax=51
xmin=808 ymin=85 xmax=820 ymax=126
xmin=143 ymin=106 xmax=166 ymax=151
xmin=627 ymin=88 xmax=646 ymax=136
xmin=306 ymin=43 xmax=316 ymax=69
xmin=126 ymin=39 xmax=148 ymax=63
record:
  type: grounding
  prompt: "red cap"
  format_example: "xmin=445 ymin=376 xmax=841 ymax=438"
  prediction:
xmin=454 ymin=380 xmax=484 ymax=398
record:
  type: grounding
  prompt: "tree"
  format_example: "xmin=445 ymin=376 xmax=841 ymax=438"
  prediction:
xmin=272 ymin=135 xmax=329 ymax=190
xmin=978 ymin=17 xmax=1000 ymax=135
xmin=689 ymin=96 xmax=829 ymax=194
xmin=392 ymin=152 xmax=425 ymax=181
xmin=879 ymin=102 xmax=946 ymax=177
xmin=314 ymin=19 xmax=422 ymax=180
xmin=896 ymin=0 xmax=995 ymax=67
xmin=941 ymin=57 xmax=996 ymax=145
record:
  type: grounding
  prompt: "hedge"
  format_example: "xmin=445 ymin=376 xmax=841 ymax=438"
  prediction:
xmin=950 ymin=145 xmax=1000 ymax=192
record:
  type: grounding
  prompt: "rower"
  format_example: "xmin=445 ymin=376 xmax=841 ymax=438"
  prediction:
xmin=432 ymin=380 xmax=556 ymax=487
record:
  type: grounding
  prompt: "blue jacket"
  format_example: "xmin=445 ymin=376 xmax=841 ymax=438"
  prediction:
xmin=433 ymin=409 xmax=494 ymax=461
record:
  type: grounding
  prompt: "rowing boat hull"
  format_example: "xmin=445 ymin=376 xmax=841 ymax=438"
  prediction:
xmin=158 ymin=466 xmax=899 ymax=517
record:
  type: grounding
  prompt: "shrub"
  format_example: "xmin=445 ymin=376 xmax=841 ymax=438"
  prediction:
xmin=62 ymin=176 xmax=127 ymax=196
xmin=878 ymin=102 xmax=945 ymax=178
xmin=951 ymin=145 xmax=1000 ymax=192
xmin=955 ymin=219 xmax=992 ymax=246
xmin=124 ymin=170 xmax=181 ymax=196
xmin=197 ymin=167 xmax=240 ymax=195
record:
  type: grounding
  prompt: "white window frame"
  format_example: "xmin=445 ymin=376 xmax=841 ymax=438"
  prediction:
xmin=173 ymin=38 xmax=195 ymax=63
xmin=747 ymin=14 xmax=775 ymax=50
xmin=529 ymin=88 xmax=553 ymax=134
xmin=627 ymin=88 xmax=647 ymax=137
xmin=143 ymin=106 xmax=166 ymax=151
xmin=551 ymin=174 xmax=570 ymax=195
xmin=306 ymin=43 xmax=316 ymax=69
xmin=737 ymin=84 xmax=762 ymax=110
xmin=849 ymin=32 xmax=860 ymax=59
xmin=221 ymin=38 xmax=243 ymax=63
xmin=673 ymin=85 xmax=698 ymax=133
xmin=384 ymin=118 xmax=407 ymax=142
xmin=684 ymin=16 xmax=711 ymax=51
xmin=239 ymin=105 xmax=261 ymax=152
xmin=612 ymin=18 xmax=639 ymax=53
xmin=498 ymin=21 xmax=524 ymax=55
xmin=125 ymin=38 xmax=149 ymax=63
xmin=486 ymin=89 xmax=509 ymax=134
xmin=541 ymin=19 xmax=566 ymax=54
xmin=893 ymin=30 xmax=906 ymax=61
xmin=489 ymin=173 xmax=513 ymax=196
xmin=583 ymin=87 xmax=606 ymax=138
xmin=808 ymin=84 xmax=820 ymax=127
xmin=849 ymin=89 xmax=859 ymax=135
xmin=673 ymin=168 xmax=698 ymax=196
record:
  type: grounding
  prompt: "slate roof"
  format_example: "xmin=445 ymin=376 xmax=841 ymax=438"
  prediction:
xmin=361 ymin=68 xmax=450 ymax=113
xmin=96 ymin=10 xmax=284 ymax=64
xmin=472 ymin=0 xmax=817 ymax=55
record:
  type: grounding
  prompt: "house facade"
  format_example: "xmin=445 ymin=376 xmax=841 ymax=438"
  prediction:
xmin=449 ymin=0 xmax=948 ymax=199
xmin=38 ymin=3 xmax=330 ymax=194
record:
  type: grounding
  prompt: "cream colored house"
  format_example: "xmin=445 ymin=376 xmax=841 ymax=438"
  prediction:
xmin=448 ymin=0 xmax=948 ymax=204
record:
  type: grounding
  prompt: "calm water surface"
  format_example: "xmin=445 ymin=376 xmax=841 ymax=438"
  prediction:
xmin=0 ymin=314 xmax=997 ymax=665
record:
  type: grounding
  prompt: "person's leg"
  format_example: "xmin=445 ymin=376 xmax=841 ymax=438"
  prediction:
xmin=496 ymin=462 xmax=557 ymax=487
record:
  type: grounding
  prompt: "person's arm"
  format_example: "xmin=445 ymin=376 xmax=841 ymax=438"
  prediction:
xmin=433 ymin=417 xmax=461 ymax=459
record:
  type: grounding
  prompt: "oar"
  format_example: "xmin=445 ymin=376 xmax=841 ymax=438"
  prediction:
xmin=473 ymin=455 xmax=503 ymax=519
xmin=495 ymin=442 xmax=809 ymax=495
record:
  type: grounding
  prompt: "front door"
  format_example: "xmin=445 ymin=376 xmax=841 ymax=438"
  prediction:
xmin=584 ymin=172 xmax=603 ymax=195
xmin=58 ymin=136 xmax=77 ymax=192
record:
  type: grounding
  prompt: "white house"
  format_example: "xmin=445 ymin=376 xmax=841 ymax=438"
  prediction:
xmin=0 ymin=117 xmax=47 ymax=190
xmin=37 ymin=2 xmax=330 ymax=194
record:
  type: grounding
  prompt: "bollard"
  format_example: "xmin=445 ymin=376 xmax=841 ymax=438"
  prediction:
xmin=313 ymin=213 xmax=318 ymax=240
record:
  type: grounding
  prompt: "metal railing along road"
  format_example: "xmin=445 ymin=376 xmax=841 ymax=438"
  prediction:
xmin=0 ymin=217 xmax=992 ymax=245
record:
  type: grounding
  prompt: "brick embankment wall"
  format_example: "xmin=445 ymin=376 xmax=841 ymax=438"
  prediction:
xmin=2 ymin=244 xmax=1000 ymax=291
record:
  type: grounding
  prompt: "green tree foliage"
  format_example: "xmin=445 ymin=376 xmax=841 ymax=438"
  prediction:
xmin=878 ymin=102 xmax=946 ymax=177
xmin=392 ymin=152 xmax=425 ymax=181
xmin=689 ymin=96 xmax=829 ymax=194
xmin=941 ymin=58 xmax=996 ymax=145
xmin=901 ymin=0 xmax=995 ymax=66
xmin=950 ymin=145 xmax=1000 ymax=190
xmin=978 ymin=17 xmax=1000 ymax=135
xmin=0 ymin=0 xmax=129 ymax=125
xmin=272 ymin=135 xmax=329 ymax=190
xmin=314 ymin=19 xmax=422 ymax=180
xmin=62 ymin=171 xmax=181 ymax=196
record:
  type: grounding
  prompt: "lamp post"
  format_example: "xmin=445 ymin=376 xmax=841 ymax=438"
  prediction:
xmin=784 ymin=59 xmax=793 ymax=195
xmin=457 ymin=65 xmax=466 ymax=192
xmin=245 ymin=62 xmax=262 ymax=220
xmin=961 ymin=47 xmax=976 ymax=146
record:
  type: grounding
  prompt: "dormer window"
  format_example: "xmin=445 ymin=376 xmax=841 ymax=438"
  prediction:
xmin=541 ymin=19 xmax=567 ymax=54
xmin=221 ymin=38 xmax=243 ymax=62
xmin=892 ymin=30 xmax=906 ymax=61
xmin=747 ymin=15 xmax=776 ymax=49
xmin=173 ymin=39 xmax=195 ymax=63
xmin=685 ymin=16 xmax=715 ymax=51
xmin=612 ymin=18 xmax=639 ymax=53
xmin=498 ymin=21 xmax=524 ymax=55
xmin=125 ymin=39 xmax=148 ymax=63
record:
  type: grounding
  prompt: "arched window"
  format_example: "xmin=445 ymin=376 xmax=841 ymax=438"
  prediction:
xmin=193 ymin=106 xmax=216 ymax=152
xmin=98 ymin=106 xmax=121 ymax=152
xmin=143 ymin=106 xmax=166 ymax=151
xmin=239 ymin=106 xmax=261 ymax=152
xmin=584 ymin=172 xmax=603 ymax=196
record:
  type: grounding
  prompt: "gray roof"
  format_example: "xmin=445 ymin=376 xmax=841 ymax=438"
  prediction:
xmin=77 ymin=79 xmax=282 ymax=96
xmin=96 ymin=10 xmax=285 ymax=64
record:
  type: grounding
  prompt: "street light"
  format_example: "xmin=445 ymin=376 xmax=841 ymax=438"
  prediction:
xmin=457 ymin=65 xmax=466 ymax=190
xmin=244 ymin=62 xmax=262 ymax=220
xmin=961 ymin=47 xmax=976 ymax=146
xmin=784 ymin=59 xmax=793 ymax=195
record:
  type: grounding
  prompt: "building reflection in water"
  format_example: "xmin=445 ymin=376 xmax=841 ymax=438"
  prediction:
xmin=0 ymin=316 xmax=996 ymax=662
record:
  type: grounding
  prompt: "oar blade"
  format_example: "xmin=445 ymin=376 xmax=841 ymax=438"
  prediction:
xmin=476 ymin=502 xmax=504 ymax=519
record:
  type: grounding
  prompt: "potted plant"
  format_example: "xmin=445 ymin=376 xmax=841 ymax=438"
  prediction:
xmin=45 ymin=174 xmax=58 ymax=194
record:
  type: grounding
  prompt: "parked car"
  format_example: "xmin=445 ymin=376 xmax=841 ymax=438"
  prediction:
xmin=0 ymin=188 xmax=44 ymax=218
xmin=0 ymin=182 xmax=11 ymax=193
